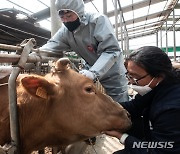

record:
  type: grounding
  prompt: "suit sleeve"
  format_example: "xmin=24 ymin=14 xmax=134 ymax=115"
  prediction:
xmin=39 ymin=27 xmax=71 ymax=55
xmin=89 ymin=15 xmax=123 ymax=79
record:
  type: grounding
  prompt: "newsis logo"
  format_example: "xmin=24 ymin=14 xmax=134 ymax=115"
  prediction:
xmin=132 ymin=141 xmax=174 ymax=149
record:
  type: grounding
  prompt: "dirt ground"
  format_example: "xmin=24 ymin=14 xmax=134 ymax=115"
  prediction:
xmin=32 ymin=134 xmax=124 ymax=154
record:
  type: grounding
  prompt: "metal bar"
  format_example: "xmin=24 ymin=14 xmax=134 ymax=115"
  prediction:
xmin=8 ymin=39 xmax=36 ymax=154
xmin=127 ymin=35 xmax=129 ymax=56
xmin=120 ymin=10 xmax=123 ymax=51
xmin=126 ymin=21 xmax=163 ymax=34
xmin=0 ymin=43 xmax=22 ymax=51
xmin=22 ymin=0 xmax=94 ymax=21
xmin=125 ymin=28 xmax=156 ymax=37
xmin=50 ymin=0 xmax=61 ymax=37
xmin=18 ymin=39 xmax=35 ymax=68
xmin=35 ymin=62 xmax=42 ymax=75
xmin=114 ymin=0 xmax=118 ymax=38
xmin=0 ymin=53 xmax=57 ymax=63
xmin=0 ymin=23 xmax=49 ymax=40
xmin=173 ymin=9 xmax=176 ymax=61
xmin=166 ymin=21 xmax=168 ymax=55
xmin=103 ymin=0 xmax=107 ymax=15
xmin=156 ymin=32 xmax=159 ymax=47
xmin=124 ymin=9 xmax=171 ymax=25
xmin=107 ymin=0 xmax=166 ymax=17
xmin=31 ymin=8 xmax=50 ymax=22
xmin=118 ymin=30 xmax=156 ymax=41
xmin=124 ymin=31 xmax=127 ymax=56
xmin=0 ymin=43 xmax=62 ymax=57
xmin=160 ymin=29 xmax=162 ymax=49
xmin=117 ymin=0 xmax=128 ymax=32
xmin=8 ymin=67 xmax=21 ymax=154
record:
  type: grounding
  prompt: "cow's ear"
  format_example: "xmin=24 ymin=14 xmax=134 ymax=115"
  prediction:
xmin=55 ymin=58 xmax=70 ymax=72
xmin=21 ymin=76 xmax=56 ymax=99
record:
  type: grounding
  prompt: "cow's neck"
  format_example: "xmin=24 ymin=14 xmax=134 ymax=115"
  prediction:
xmin=18 ymin=97 xmax=53 ymax=153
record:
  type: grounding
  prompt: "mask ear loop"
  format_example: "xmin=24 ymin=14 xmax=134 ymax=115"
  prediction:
xmin=156 ymin=81 xmax=160 ymax=86
xmin=155 ymin=77 xmax=162 ymax=86
xmin=147 ymin=77 xmax=155 ymax=86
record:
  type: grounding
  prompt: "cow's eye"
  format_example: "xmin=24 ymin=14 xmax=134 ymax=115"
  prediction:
xmin=85 ymin=86 xmax=94 ymax=93
xmin=86 ymin=87 xmax=92 ymax=92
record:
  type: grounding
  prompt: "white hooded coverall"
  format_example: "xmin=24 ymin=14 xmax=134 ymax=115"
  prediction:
xmin=40 ymin=0 xmax=129 ymax=102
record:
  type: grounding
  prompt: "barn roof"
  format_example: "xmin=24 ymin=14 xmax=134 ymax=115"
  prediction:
xmin=0 ymin=8 xmax=50 ymax=47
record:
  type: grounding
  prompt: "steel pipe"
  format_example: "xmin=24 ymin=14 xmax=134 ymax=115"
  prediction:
xmin=8 ymin=39 xmax=36 ymax=154
xmin=0 ymin=43 xmax=62 ymax=57
xmin=0 ymin=53 xmax=58 ymax=63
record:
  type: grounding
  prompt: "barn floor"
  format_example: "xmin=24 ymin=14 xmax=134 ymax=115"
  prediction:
xmin=32 ymin=134 xmax=124 ymax=154
xmin=83 ymin=134 xmax=124 ymax=154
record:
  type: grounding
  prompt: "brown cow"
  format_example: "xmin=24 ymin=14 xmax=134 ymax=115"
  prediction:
xmin=0 ymin=58 xmax=131 ymax=154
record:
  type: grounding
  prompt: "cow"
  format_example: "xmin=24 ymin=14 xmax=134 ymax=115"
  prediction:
xmin=0 ymin=58 xmax=131 ymax=154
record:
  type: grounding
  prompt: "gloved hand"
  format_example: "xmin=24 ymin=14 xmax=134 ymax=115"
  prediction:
xmin=79 ymin=70 xmax=96 ymax=80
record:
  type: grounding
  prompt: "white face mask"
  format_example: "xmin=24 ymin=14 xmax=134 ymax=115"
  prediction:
xmin=129 ymin=77 xmax=155 ymax=96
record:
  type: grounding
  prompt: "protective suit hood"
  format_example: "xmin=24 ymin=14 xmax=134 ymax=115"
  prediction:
xmin=55 ymin=0 xmax=85 ymax=20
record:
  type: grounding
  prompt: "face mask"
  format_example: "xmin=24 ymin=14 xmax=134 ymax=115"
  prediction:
xmin=63 ymin=18 xmax=80 ymax=32
xmin=129 ymin=77 xmax=155 ymax=96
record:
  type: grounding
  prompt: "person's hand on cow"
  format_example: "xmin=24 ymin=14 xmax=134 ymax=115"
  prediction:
xmin=103 ymin=131 xmax=129 ymax=144
xmin=103 ymin=130 xmax=123 ymax=139
xmin=79 ymin=70 xmax=96 ymax=80
xmin=103 ymin=130 xmax=129 ymax=144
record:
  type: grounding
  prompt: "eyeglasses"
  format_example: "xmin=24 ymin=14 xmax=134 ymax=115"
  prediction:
xmin=58 ymin=10 xmax=77 ymax=22
xmin=125 ymin=72 xmax=149 ymax=85
xmin=58 ymin=10 xmax=71 ymax=16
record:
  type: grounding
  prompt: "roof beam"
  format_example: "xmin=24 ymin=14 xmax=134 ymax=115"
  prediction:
xmin=126 ymin=20 xmax=164 ymax=32
xmin=31 ymin=8 xmax=50 ymax=21
xmin=83 ymin=0 xmax=94 ymax=3
xmin=126 ymin=28 xmax=158 ymax=37
xmin=118 ymin=30 xmax=156 ymax=41
xmin=107 ymin=0 xmax=166 ymax=18
xmin=127 ymin=24 xmax=161 ymax=34
xmin=161 ymin=26 xmax=180 ymax=31
xmin=30 ymin=0 xmax=91 ymax=22
xmin=129 ymin=31 xmax=156 ymax=39
xmin=166 ymin=17 xmax=180 ymax=21
xmin=119 ymin=9 xmax=170 ymax=26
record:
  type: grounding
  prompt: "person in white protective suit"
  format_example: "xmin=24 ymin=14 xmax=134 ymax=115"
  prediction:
xmin=39 ymin=0 xmax=129 ymax=102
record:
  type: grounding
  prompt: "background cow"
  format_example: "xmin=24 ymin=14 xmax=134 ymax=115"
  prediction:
xmin=0 ymin=58 xmax=131 ymax=154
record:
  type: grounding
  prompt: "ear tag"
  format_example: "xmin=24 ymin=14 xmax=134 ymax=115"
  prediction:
xmin=36 ymin=87 xmax=48 ymax=99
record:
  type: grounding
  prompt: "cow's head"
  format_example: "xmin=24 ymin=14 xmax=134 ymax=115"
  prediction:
xmin=20 ymin=58 xmax=131 ymax=145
